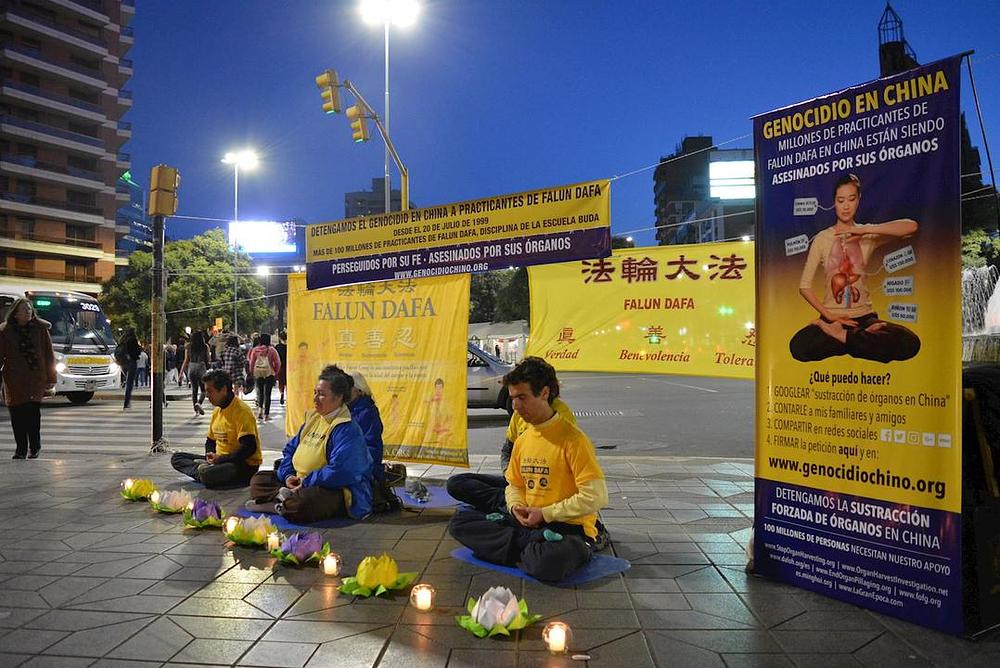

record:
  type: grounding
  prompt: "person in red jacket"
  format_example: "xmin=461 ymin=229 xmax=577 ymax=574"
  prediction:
xmin=0 ymin=298 xmax=56 ymax=459
xmin=247 ymin=333 xmax=281 ymax=422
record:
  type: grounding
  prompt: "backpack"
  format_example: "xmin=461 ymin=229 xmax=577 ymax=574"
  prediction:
xmin=253 ymin=349 xmax=274 ymax=378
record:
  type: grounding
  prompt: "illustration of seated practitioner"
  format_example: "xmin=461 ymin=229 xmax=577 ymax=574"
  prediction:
xmin=246 ymin=367 xmax=373 ymax=523
xmin=448 ymin=357 xmax=609 ymax=582
xmin=789 ymin=173 xmax=920 ymax=363
xmin=171 ymin=370 xmax=261 ymax=488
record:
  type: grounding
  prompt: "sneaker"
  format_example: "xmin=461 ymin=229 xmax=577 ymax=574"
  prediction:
xmin=11 ymin=453 xmax=26 ymax=460
xmin=194 ymin=404 xmax=205 ymax=416
xmin=27 ymin=451 xmax=39 ymax=459
xmin=263 ymin=414 xmax=270 ymax=422
xmin=593 ymin=521 xmax=611 ymax=552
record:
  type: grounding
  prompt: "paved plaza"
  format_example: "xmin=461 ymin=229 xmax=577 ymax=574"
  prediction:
xmin=1 ymin=433 xmax=999 ymax=667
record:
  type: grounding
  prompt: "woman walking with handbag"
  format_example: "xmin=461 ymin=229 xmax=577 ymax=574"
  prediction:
xmin=0 ymin=299 xmax=56 ymax=459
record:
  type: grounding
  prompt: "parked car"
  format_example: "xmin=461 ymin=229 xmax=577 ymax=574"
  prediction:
xmin=467 ymin=342 xmax=513 ymax=412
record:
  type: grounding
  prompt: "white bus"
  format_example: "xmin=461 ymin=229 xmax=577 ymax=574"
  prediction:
xmin=0 ymin=285 xmax=121 ymax=404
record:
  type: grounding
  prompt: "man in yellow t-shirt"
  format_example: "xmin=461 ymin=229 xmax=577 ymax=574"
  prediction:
xmin=448 ymin=357 xmax=609 ymax=583
xmin=171 ymin=369 xmax=262 ymax=488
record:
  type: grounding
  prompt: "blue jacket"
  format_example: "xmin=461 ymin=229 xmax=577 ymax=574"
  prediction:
xmin=349 ymin=395 xmax=385 ymax=481
xmin=276 ymin=417 xmax=373 ymax=518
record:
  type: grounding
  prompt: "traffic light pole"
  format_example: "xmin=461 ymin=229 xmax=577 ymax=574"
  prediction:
xmin=150 ymin=211 xmax=167 ymax=453
xmin=343 ymin=80 xmax=409 ymax=211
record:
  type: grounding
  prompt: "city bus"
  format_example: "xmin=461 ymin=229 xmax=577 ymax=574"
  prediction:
xmin=0 ymin=285 xmax=120 ymax=404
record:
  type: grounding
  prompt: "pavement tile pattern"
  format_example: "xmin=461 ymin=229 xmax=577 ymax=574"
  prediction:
xmin=0 ymin=447 xmax=997 ymax=666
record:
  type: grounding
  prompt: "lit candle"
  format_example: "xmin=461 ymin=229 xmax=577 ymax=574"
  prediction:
xmin=267 ymin=531 xmax=281 ymax=551
xmin=543 ymin=621 xmax=569 ymax=654
xmin=122 ymin=478 xmax=134 ymax=491
xmin=224 ymin=516 xmax=239 ymax=535
xmin=410 ymin=583 xmax=435 ymax=611
xmin=150 ymin=491 xmax=161 ymax=505
xmin=321 ymin=553 xmax=341 ymax=576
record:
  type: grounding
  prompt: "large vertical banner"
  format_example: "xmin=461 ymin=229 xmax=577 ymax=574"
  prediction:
xmin=526 ymin=241 xmax=756 ymax=379
xmin=286 ymin=273 xmax=470 ymax=467
xmin=753 ymin=56 xmax=964 ymax=634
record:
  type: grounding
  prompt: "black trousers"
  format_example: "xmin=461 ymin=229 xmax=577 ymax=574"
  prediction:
xmin=248 ymin=470 xmax=348 ymax=524
xmin=446 ymin=473 xmax=507 ymax=513
xmin=170 ymin=452 xmax=257 ymax=489
xmin=8 ymin=402 xmax=41 ymax=457
xmin=255 ymin=376 xmax=275 ymax=416
xmin=789 ymin=312 xmax=920 ymax=363
xmin=448 ymin=508 xmax=592 ymax=583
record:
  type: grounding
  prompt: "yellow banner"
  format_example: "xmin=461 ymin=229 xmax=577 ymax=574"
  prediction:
xmin=526 ymin=241 xmax=755 ymax=378
xmin=304 ymin=180 xmax=611 ymax=289
xmin=286 ymin=273 xmax=471 ymax=467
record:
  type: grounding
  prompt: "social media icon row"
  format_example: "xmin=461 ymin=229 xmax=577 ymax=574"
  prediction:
xmin=879 ymin=429 xmax=951 ymax=447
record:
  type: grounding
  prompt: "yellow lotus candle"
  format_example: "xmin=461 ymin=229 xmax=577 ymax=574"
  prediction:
xmin=321 ymin=553 xmax=341 ymax=576
xmin=543 ymin=621 xmax=570 ymax=654
xmin=410 ymin=583 xmax=435 ymax=611
xmin=224 ymin=516 xmax=239 ymax=535
xmin=267 ymin=531 xmax=281 ymax=552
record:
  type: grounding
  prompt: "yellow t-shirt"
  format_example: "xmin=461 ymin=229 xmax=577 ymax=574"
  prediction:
xmin=292 ymin=407 xmax=351 ymax=477
xmin=506 ymin=412 xmax=604 ymax=538
xmin=505 ymin=397 xmax=576 ymax=443
xmin=207 ymin=397 xmax=262 ymax=466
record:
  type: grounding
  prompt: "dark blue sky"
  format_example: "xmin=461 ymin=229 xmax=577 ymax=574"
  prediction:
xmin=128 ymin=1 xmax=999 ymax=247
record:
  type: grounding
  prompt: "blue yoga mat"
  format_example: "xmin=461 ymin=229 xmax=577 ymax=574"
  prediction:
xmin=232 ymin=506 xmax=357 ymax=530
xmin=450 ymin=547 xmax=630 ymax=587
xmin=400 ymin=484 xmax=461 ymax=509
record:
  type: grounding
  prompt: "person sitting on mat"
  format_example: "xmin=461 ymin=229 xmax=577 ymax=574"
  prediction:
xmin=448 ymin=357 xmax=609 ymax=582
xmin=170 ymin=369 xmax=262 ymax=488
xmin=246 ymin=366 xmax=373 ymax=523
xmin=446 ymin=357 xmax=609 ymax=550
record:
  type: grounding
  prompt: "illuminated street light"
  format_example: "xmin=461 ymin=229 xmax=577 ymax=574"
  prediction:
xmin=358 ymin=0 xmax=420 ymax=212
xmin=221 ymin=149 xmax=259 ymax=334
xmin=256 ymin=266 xmax=271 ymax=276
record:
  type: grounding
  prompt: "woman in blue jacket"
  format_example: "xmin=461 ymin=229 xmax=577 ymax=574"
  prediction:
xmin=248 ymin=367 xmax=373 ymax=523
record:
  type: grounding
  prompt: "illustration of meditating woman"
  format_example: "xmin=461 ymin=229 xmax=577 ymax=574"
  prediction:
xmin=789 ymin=173 xmax=921 ymax=363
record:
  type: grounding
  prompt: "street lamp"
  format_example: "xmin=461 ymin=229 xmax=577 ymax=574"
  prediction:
xmin=221 ymin=149 xmax=259 ymax=335
xmin=256 ymin=265 xmax=271 ymax=333
xmin=359 ymin=0 xmax=419 ymax=214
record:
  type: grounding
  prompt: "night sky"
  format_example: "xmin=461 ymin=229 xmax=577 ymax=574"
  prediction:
xmin=126 ymin=0 xmax=1000 ymax=247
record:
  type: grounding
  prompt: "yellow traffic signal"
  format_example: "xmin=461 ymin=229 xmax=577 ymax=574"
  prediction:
xmin=346 ymin=103 xmax=370 ymax=143
xmin=315 ymin=69 xmax=341 ymax=114
xmin=148 ymin=164 xmax=180 ymax=216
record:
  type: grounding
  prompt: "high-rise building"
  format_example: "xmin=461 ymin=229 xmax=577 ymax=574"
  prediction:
xmin=344 ymin=177 xmax=412 ymax=218
xmin=0 ymin=0 xmax=134 ymax=294
xmin=653 ymin=136 xmax=755 ymax=246
xmin=114 ymin=169 xmax=148 ymax=276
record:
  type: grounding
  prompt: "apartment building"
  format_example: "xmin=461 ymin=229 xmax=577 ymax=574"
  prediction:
xmin=0 ymin=0 xmax=134 ymax=294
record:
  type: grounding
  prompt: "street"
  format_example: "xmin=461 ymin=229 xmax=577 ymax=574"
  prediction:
xmin=0 ymin=373 xmax=754 ymax=460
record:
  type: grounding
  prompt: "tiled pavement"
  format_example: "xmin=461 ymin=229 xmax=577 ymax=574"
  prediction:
xmin=0 ymin=452 xmax=998 ymax=667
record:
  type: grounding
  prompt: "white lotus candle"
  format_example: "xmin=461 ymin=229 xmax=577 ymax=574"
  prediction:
xmin=321 ymin=553 xmax=341 ymax=576
xmin=150 ymin=491 xmax=161 ymax=505
xmin=122 ymin=478 xmax=134 ymax=491
xmin=267 ymin=531 xmax=281 ymax=551
xmin=410 ymin=583 xmax=435 ymax=611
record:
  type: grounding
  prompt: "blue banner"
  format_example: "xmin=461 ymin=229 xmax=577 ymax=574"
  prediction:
xmin=753 ymin=55 xmax=964 ymax=634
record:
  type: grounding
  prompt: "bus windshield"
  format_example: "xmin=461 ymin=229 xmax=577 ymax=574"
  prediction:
xmin=31 ymin=296 xmax=115 ymax=351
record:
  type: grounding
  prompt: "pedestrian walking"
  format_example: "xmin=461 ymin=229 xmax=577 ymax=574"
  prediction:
xmin=221 ymin=335 xmax=246 ymax=397
xmin=0 ymin=298 xmax=56 ymax=459
xmin=248 ymin=333 xmax=281 ymax=422
xmin=164 ymin=339 xmax=178 ymax=385
xmin=136 ymin=347 xmax=148 ymax=387
xmin=175 ymin=336 xmax=187 ymax=387
xmin=119 ymin=327 xmax=141 ymax=410
xmin=180 ymin=331 xmax=210 ymax=416
xmin=275 ymin=331 xmax=288 ymax=406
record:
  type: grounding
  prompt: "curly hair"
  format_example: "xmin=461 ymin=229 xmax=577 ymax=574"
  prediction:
xmin=502 ymin=356 xmax=559 ymax=403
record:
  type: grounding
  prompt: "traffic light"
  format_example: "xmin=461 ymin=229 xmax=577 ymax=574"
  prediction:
xmin=148 ymin=164 xmax=179 ymax=216
xmin=346 ymin=103 xmax=370 ymax=143
xmin=314 ymin=69 xmax=342 ymax=114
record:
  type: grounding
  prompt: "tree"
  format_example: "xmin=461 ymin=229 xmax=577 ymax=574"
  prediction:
xmin=962 ymin=228 xmax=1000 ymax=270
xmin=101 ymin=230 xmax=270 ymax=340
xmin=493 ymin=267 xmax=529 ymax=323
xmin=612 ymin=235 xmax=635 ymax=249
xmin=469 ymin=271 xmax=505 ymax=323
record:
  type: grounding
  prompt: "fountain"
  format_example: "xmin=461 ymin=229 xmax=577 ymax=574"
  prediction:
xmin=962 ymin=265 xmax=1000 ymax=362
